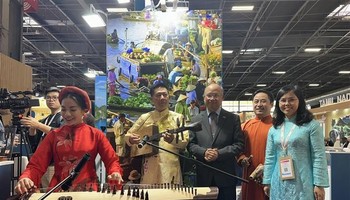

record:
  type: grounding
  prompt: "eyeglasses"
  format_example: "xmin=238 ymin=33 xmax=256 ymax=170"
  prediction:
xmin=279 ymin=98 xmax=298 ymax=104
xmin=46 ymin=96 xmax=59 ymax=101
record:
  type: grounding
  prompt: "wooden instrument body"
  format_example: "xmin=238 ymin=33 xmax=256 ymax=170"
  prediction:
xmin=129 ymin=124 xmax=159 ymax=157
xmin=25 ymin=187 xmax=218 ymax=200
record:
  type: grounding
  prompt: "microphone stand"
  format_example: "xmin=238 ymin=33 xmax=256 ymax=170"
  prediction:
xmin=142 ymin=121 xmax=202 ymax=145
xmin=38 ymin=153 xmax=90 ymax=200
xmin=144 ymin=140 xmax=249 ymax=183
xmin=38 ymin=173 xmax=74 ymax=200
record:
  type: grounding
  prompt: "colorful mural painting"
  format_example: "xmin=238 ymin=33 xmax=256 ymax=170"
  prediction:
xmin=106 ymin=10 xmax=222 ymax=113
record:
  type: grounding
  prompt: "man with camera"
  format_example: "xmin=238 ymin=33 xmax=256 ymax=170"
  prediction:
xmin=20 ymin=87 xmax=62 ymax=152
xmin=237 ymin=89 xmax=274 ymax=200
xmin=20 ymin=87 xmax=62 ymax=188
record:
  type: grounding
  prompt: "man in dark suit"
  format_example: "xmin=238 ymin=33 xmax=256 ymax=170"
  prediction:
xmin=188 ymin=83 xmax=244 ymax=200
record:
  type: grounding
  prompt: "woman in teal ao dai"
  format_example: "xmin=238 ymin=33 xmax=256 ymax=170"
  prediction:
xmin=263 ymin=85 xmax=329 ymax=200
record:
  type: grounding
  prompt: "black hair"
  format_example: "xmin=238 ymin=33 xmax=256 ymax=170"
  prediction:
xmin=45 ymin=87 xmax=60 ymax=96
xmin=253 ymin=89 xmax=274 ymax=103
xmin=119 ymin=113 xmax=126 ymax=118
xmin=61 ymin=92 xmax=88 ymax=110
xmin=83 ymin=113 xmax=95 ymax=127
xmin=273 ymin=84 xmax=314 ymax=128
xmin=150 ymin=83 xmax=169 ymax=97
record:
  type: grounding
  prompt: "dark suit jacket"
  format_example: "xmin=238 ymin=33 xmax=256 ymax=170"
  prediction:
xmin=188 ymin=108 xmax=244 ymax=187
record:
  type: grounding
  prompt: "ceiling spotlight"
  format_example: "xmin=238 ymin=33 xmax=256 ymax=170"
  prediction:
xmin=272 ymin=71 xmax=286 ymax=74
xmin=256 ymin=84 xmax=267 ymax=87
xmin=308 ymin=83 xmax=320 ymax=87
xmin=50 ymin=51 xmax=66 ymax=54
xmin=84 ymin=73 xmax=96 ymax=78
xmin=82 ymin=4 xmax=106 ymax=28
xmin=117 ymin=0 xmax=130 ymax=3
xmin=222 ymin=50 xmax=233 ymax=54
xmin=304 ymin=48 xmax=321 ymax=52
xmin=23 ymin=52 xmax=33 ymax=56
xmin=232 ymin=5 xmax=254 ymax=11
xmin=244 ymin=92 xmax=253 ymax=96
xmin=106 ymin=8 xmax=128 ymax=12
xmin=339 ymin=71 xmax=350 ymax=74
xmin=82 ymin=14 xmax=106 ymax=28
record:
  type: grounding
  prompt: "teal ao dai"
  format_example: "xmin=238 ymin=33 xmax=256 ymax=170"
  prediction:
xmin=263 ymin=117 xmax=329 ymax=200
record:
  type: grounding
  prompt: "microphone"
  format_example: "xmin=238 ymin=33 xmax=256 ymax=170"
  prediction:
xmin=61 ymin=153 xmax=91 ymax=191
xmin=168 ymin=121 xmax=202 ymax=134
xmin=137 ymin=135 xmax=150 ymax=148
xmin=137 ymin=122 xmax=202 ymax=149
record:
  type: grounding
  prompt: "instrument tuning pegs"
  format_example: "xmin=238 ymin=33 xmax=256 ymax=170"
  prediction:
xmin=120 ymin=185 xmax=125 ymax=195
xmin=112 ymin=185 xmax=117 ymax=194
xmin=140 ymin=189 xmax=144 ymax=199
xmin=145 ymin=191 xmax=149 ymax=200
xmin=127 ymin=185 xmax=131 ymax=196
xmin=97 ymin=184 xmax=101 ymax=192
xmin=107 ymin=184 xmax=111 ymax=193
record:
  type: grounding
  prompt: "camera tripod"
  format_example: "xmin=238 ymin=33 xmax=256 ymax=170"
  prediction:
xmin=2 ymin=109 xmax=33 ymax=194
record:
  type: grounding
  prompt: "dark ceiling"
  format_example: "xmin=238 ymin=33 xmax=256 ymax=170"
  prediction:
xmin=23 ymin=0 xmax=350 ymax=103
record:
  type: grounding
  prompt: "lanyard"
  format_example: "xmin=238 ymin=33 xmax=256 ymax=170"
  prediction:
xmin=44 ymin=113 xmax=58 ymax=126
xmin=280 ymin=123 xmax=297 ymax=152
xmin=42 ymin=113 xmax=58 ymax=138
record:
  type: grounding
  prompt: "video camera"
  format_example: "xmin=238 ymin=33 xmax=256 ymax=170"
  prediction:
xmin=0 ymin=88 xmax=40 ymax=111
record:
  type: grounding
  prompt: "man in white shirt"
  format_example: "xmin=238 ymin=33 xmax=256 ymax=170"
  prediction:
xmin=163 ymin=45 xmax=176 ymax=75
xmin=188 ymin=100 xmax=199 ymax=117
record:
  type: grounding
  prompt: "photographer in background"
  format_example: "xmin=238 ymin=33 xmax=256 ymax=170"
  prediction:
xmin=20 ymin=87 xmax=62 ymax=152
xmin=20 ymin=87 xmax=62 ymax=189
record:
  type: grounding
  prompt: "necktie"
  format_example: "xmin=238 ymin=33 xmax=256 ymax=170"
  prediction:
xmin=210 ymin=112 xmax=218 ymax=138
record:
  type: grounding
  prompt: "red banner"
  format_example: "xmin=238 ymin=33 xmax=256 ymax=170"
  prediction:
xmin=23 ymin=0 xmax=38 ymax=13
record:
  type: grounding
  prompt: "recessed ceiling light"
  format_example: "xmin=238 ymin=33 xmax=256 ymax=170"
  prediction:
xmin=309 ymin=83 xmax=320 ymax=87
xmin=257 ymin=84 xmax=267 ymax=87
xmin=231 ymin=6 xmax=254 ymax=11
xmin=243 ymin=48 xmax=263 ymax=52
xmin=50 ymin=51 xmax=66 ymax=54
xmin=23 ymin=52 xmax=33 ymax=56
xmin=56 ymin=85 xmax=66 ymax=88
xmin=240 ymin=48 xmax=263 ymax=54
xmin=272 ymin=71 xmax=286 ymax=74
xmin=106 ymin=8 xmax=128 ymax=12
xmin=84 ymin=72 xmax=96 ymax=78
xmin=304 ymin=48 xmax=321 ymax=52
xmin=339 ymin=70 xmax=350 ymax=74
xmin=82 ymin=13 xmax=106 ymax=28
xmin=222 ymin=50 xmax=233 ymax=54
xmin=23 ymin=16 xmax=41 ymax=27
xmin=117 ymin=0 xmax=130 ymax=3
xmin=244 ymin=92 xmax=253 ymax=96
xmin=327 ymin=4 xmax=350 ymax=18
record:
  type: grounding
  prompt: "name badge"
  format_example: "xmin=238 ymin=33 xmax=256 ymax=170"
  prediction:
xmin=279 ymin=156 xmax=295 ymax=180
